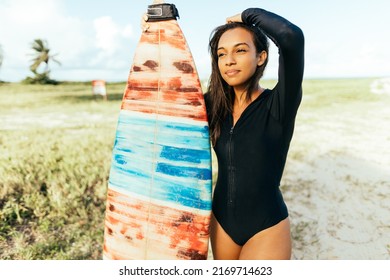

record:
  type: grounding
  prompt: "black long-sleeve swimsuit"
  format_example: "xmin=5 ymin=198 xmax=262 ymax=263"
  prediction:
xmin=205 ymin=8 xmax=305 ymax=246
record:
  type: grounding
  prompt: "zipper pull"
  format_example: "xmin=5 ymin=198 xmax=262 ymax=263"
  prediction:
xmin=230 ymin=127 xmax=234 ymax=134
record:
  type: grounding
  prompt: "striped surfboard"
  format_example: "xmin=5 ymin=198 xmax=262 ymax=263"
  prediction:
xmin=103 ymin=3 xmax=212 ymax=260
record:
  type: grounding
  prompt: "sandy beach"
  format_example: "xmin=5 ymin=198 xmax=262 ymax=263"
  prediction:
xmin=282 ymin=80 xmax=390 ymax=259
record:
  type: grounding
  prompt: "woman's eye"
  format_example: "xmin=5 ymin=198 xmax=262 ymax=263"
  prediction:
xmin=217 ymin=53 xmax=226 ymax=58
xmin=237 ymin=49 xmax=247 ymax=53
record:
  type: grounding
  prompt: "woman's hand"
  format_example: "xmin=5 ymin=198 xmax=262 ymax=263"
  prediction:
xmin=141 ymin=13 xmax=149 ymax=32
xmin=141 ymin=1 xmax=165 ymax=32
xmin=226 ymin=13 xmax=242 ymax=24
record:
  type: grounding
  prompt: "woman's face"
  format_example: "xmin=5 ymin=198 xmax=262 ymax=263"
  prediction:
xmin=217 ymin=27 xmax=266 ymax=89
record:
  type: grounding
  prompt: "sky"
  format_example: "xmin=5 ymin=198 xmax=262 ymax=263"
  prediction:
xmin=0 ymin=0 xmax=390 ymax=82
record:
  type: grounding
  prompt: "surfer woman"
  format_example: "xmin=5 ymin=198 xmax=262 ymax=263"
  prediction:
xmin=205 ymin=8 xmax=304 ymax=259
xmin=142 ymin=5 xmax=304 ymax=259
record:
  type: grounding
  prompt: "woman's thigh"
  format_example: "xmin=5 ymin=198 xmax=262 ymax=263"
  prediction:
xmin=210 ymin=213 xmax=242 ymax=260
xmin=239 ymin=218 xmax=291 ymax=260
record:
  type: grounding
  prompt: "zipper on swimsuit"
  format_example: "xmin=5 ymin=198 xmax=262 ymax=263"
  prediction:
xmin=227 ymin=126 xmax=235 ymax=206
xmin=226 ymin=94 xmax=265 ymax=207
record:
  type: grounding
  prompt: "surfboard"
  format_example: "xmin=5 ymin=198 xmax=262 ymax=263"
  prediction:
xmin=103 ymin=3 xmax=212 ymax=260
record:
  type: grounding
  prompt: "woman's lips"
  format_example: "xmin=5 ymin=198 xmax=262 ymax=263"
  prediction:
xmin=225 ymin=69 xmax=240 ymax=77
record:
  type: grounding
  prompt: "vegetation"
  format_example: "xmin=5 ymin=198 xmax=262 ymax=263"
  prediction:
xmin=0 ymin=78 xmax=382 ymax=259
xmin=0 ymin=82 xmax=125 ymax=259
xmin=23 ymin=39 xmax=61 ymax=85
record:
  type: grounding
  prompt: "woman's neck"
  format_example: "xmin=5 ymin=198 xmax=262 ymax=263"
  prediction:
xmin=233 ymin=84 xmax=263 ymax=106
xmin=231 ymin=85 xmax=264 ymax=125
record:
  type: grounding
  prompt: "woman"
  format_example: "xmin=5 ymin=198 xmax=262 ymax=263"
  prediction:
xmin=205 ymin=8 xmax=304 ymax=259
xmin=142 ymin=5 xmax=304 ymax=260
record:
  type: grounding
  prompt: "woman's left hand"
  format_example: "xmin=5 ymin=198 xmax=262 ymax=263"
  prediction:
xmin=226 ymin=13 xmax=242 ymax=24
xmin=141 ymin=13 xmax=150 ymax=32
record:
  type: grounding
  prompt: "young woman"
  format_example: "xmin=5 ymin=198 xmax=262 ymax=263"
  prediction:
xmin=205 ymin=8 xmax=304 ymax=259
xmin=142 ymin=5 xmax=304 ymax=260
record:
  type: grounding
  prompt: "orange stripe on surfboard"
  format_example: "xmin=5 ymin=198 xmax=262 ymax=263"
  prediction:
xmin=103 ymin=188 xmax=210 ymax=260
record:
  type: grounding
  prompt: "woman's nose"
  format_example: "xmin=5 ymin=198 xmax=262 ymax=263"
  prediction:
xmin=225 ymin=53 xmax=236 ymax=66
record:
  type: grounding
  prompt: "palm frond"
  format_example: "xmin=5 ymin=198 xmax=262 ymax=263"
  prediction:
xmin=50 ymin=53 xmax=61 ymax=66
xmin=29 ymin=38 xmax=61 ymax=73
xmin=31 ymin=39 xmax=48 ymax=52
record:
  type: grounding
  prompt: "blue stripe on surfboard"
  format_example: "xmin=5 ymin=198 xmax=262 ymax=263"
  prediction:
xmin=156 ymin=163 xmax=211 ymax=181
xmin=112 ymin=113 xmax=211 ymax=169
xmin=108 ymin=110 xmax=212 ymax=210
xmin=160 ymin=146 xmax=209 ymax=164
xmin=114 ymin=111 xmax=210 ymax=149
xmin=109 ymin=164 xmax=212 ymax=210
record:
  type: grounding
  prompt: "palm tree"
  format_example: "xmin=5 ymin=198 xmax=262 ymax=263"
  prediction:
xmin=29 ymin=39 xmax=60 ymax=74
xmin=26 ymin=39 xmax=61 ymax=84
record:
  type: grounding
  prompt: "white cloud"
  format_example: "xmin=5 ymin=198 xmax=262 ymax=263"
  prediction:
xmin=122 ymin=25 xmax=134 ymax=38
xmin=94 ymin=16 xmax=121 ymax=54
xmin=305 ymin=37 xmax=390 ymax=78
xmin=92 ymin=16 xmax=136 ymax=64
xmin=0 ymin=0 xmax=136 ymax=82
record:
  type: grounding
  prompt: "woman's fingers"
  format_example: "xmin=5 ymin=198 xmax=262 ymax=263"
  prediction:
xmin=141 ymin=13 xmax=150 ymax=32
xmin=226 ymin=13 xmax=242 ymax=24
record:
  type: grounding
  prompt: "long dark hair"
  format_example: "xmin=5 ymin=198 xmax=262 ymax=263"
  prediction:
xmin=207 ymin=22 xmax=269 ymax=146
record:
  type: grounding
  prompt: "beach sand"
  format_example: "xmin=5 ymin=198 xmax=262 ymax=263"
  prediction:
xmin=283 ymin=92 xmax=390 ymax=259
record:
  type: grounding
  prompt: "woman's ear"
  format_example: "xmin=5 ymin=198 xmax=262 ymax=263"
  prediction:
xmin=257 ymin=50 xmax=268 ymax=67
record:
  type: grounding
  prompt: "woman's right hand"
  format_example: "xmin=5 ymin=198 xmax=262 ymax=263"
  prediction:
xmin=226 ymin=13 xmax=243 ymax=24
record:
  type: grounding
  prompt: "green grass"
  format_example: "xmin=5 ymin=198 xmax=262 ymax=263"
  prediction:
xmin=0 ymin=82 xmax=125 ymax=259
xmin=300 ymin=78 xmax=381 ymax=108
xmin=0 ymin=77 xmax=384 ymax=259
